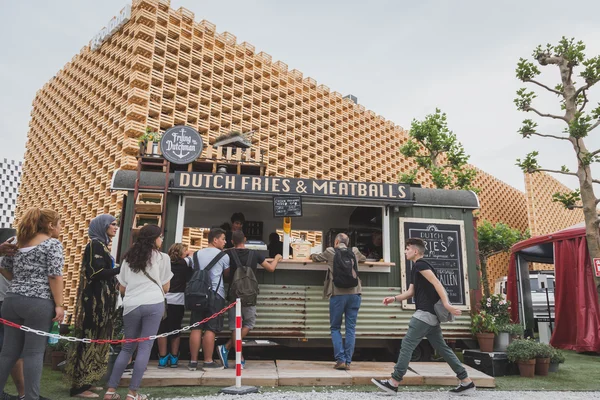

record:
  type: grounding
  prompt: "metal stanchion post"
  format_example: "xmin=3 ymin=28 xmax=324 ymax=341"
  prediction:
xmin=220 ymin=298 xmax=258 ymax=395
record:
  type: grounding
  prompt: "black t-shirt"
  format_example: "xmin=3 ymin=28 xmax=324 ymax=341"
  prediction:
xmin=169 ymin=258 xmax=193 ymax=293
xmin=412 ymin=259 xmax=440 ymax=315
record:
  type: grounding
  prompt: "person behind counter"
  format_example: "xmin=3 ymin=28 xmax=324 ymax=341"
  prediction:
xmin=364 ymin=231 xmax=383 ymax=261
xmin=310 ymin=233 xmax=365 ymax=370
xmin=224 ymin=212 xmax=245 ymax=249
xmin=267 ymin=232 xmax=292 ymax=259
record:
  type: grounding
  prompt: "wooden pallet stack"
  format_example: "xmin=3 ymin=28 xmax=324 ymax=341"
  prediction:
xmin=15 ymin=0 xmax=584 ymax=317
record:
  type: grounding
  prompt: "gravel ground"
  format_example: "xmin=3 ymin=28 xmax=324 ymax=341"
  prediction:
xmin=166 ymin=389 xmax=600 ymax=400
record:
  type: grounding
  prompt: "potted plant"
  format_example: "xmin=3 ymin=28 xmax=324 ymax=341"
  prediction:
xmin=495 ymin=323 xmax=524 ymax=352
xmin=49 ymin=340 xmax=70 ymax=371
xmin=471 ymin=310 xmax=498 ymax=352
xmin=139 ymin=127 xmax=162 ymax=156
xmin=507 ymin=339 xmax=538 ymax=378
xmin=549 ymin=348 xmax=565 ymax=372
xmin=535 ymin=342 xmax=553 ymax=376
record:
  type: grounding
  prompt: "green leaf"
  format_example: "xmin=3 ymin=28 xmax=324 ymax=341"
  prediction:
xmin=554 ymin=37 xmax=586 ymax=67
xmin=518 ymin=119 xmax=538 ymax=138
xmin=514 ymin=88 xmax=537 ymax=111
xmin=516 ymin=58 xmax=540 ymax=81
xmin=552 ymin=189 xmax=581 ymax=209
xmin=567 ymin=112 xmax=592 ymax=138
xmin=477 ymin=220 xmax=528 ymax=257
xmin=516 ymin=151 xmax=540 ymax=173
xmin=399 ymin=169 xmax=418 ymax=185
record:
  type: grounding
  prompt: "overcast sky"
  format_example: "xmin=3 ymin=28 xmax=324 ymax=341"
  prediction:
xmin=2 ymin=0 xmax=600 ymax=192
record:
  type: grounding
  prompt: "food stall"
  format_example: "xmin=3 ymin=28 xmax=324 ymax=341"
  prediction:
xmin=112 ymin=168 xmax=480 ymax=358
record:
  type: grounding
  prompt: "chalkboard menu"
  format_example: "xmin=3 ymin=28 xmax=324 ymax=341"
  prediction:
xmin=399 ymin=218 xmax=470 ymax=308
xmin=273 ymin=196 xmax=302 ymax=217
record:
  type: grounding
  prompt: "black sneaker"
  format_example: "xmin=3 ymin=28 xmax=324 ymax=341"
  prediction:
xmin=124 ymin=361 xmax=134 ymax=372
xmin=371 ymin=378 xmax=398 ymax=395
xmin=449 ymin=381 xmax=476 ymax=396
xmin=2 ymin=392 xmax=17 ymax=400
xmin=187 ymin=361 xmax=198 ymax=371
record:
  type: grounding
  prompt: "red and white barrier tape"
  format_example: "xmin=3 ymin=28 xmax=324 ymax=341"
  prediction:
xmin=0 ymin=301 xmax=237 ymax=345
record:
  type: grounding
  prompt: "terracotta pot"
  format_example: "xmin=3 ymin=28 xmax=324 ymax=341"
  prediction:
xmin=535 ymin=357 xmax=551 ymax=376
xmin=51 ymin=351 xmax=66 ymax=371
xmin=517 ymin=359 xmax=536 ymax=378
xmin=476 ymin=332 xmax=495 ymax=352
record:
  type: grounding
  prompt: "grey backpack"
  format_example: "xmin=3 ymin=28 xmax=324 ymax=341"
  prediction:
xmin=229 ymin=250 xmax=260 ymax=307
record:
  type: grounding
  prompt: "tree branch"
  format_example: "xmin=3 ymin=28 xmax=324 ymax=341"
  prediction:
xmin=592 ymin=179 xmax=600 ymax=185
xmin=589 ymin=149 xmax=600 ymax=157
xmin=591 ymin=120 xmax=600 ymax=132
xmin=538 ymin=168 xmax=578 ymax=177
xmin=576 ymin=83 xmax=591 ymax=97
xmin=525 ymin=78 xmax=563 ymax=96
xmin=528 ymin=132 xmax=571 ymax=141
xmin=579 ymin=90 xmax=588 ymax=113
xmin=524 ymin=106 xmax=569 ymax=123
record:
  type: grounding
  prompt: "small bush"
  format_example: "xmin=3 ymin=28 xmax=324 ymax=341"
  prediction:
xmin=507 ymin=339 xmax=538 ymax=362
xmin=471 ymin=310 xmax=498 ymax=334
xmin=550 ymin=348 xmax=566 ymax=364
xmin=497 ymin=323 xmax=524 ymax=336
xmin=535 ymin=342 xmax=554 ymax=358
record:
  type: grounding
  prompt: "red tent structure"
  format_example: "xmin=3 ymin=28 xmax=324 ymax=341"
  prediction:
xmin=507 ymin=223 xmax=600 ymax=353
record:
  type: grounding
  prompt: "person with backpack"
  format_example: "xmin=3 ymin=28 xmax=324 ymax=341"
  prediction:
xmin=371 ymin=238 xmax=475 ymax=396
xmin=186 ymin=228 xmax=230 ymax=371
xmin=310 ymin=233 xmax=366 ymax=370
xmin=217 ymin=230 xmax=282 ymax=369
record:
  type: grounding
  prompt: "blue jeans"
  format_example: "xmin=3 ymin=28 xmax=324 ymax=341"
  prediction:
xmin=329 ymin=294 xmax=361 ymax=364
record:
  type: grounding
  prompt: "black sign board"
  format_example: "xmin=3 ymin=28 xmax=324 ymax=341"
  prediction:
xmin=401 ymin=218 xmax=468 ymax=306
xmin=174 ymin=172 xmax=411 ymax=203
xmin=273 ymin=196 xmax=303 ymax=217
xmin=160 ymin=125 xmax=204 ymax=165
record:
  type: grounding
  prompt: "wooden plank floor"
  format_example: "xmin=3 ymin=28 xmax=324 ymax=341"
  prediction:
xmin=120 ymin=360 xmax=495 ymax=388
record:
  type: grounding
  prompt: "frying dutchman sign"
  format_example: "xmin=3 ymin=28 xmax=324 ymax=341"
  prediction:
xmin=174 ymin=172 xmax=411 ymax=201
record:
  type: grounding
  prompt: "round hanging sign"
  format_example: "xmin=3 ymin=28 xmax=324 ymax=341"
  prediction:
xmin=160 ymin=125 xmax=204 ymax=165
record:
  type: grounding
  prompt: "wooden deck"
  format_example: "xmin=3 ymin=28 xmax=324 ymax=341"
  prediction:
xmin=120 ymin=360 xmax=495 ymax=388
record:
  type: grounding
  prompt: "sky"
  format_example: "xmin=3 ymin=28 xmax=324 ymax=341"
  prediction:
xmin=1 ymin=0 xmax=600 ymax=192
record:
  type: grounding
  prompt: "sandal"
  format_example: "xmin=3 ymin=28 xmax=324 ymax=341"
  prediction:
xmin=103 ymin=392 xmax=120 ymax=400
xmin=126 ymin=394 xmax=148 ymax=400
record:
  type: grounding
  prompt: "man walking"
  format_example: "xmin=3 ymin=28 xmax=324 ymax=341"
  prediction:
xmin=218 ymin=230 xmax=282 ymax=369
xmin=311 ymin=233 xmax=365 ymax=370
xmin=371 ymin=238 xmax=475 ymax=395
xmin=188 ymin=228 xmax=230 ymax=371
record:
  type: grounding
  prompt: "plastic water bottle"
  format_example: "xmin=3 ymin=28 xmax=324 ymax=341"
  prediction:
xmin=48 ymin=322 xmax=59 ymax=345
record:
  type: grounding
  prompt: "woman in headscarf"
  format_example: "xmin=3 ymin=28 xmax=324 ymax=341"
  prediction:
xmin=65 ymin=214 xmax=120 ymax=398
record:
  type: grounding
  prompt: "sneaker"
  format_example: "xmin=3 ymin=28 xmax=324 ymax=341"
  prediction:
xmin=158 ymin=353 xmax=170 ymax=369
xmin=217 ymin=345 xmax=229 ymax=369
xmin=371 ymin=378 xmax=398 ymax=395
xmin=2 ymin=392 xmax=17 ymax=400
xmin=202 ymin=361 xmax=224 ymax=370
xmin=334 ymin=361 xmax=347 ymax=370
xmin=449 ymin=381 xmax=476 ymax=396
xmin=169 ymin=353 xmax=179 ymax=368
xmin=187 ymin=361 xmax=198 ymax=371
xmin=124 ymin=361 xmax=134 ymax=372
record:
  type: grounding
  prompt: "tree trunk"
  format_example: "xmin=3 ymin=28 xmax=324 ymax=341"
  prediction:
xmin=573 ymin=139 xmax=600 ymax=298
xmin=480 ymin=256 xmax=491 ymax=298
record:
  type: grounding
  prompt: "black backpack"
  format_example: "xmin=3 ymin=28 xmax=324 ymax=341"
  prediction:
xmin=332 ymin=248 xmax=359 ymax=288
xmin=185 ymin=251 xmax=226 ymax=311
xmin=228 ymin=250 xmax=260 ymax=306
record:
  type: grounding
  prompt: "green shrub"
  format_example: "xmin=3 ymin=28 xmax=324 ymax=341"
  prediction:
xmin=471 ymin=310 xmax=498 ymax=334
xmin=535 ymin=342 xmax=554 ymax=358
xmin=550 ymin=348 xmax=566 ymax=364
xmin=507 ymin=339 xmax=538 ymax=362
xmin=497 ymin=323 xmax=524 ymax=336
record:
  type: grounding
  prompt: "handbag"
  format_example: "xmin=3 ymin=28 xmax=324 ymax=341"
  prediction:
xmin=142 ymin=269 xmax=168 ymax=321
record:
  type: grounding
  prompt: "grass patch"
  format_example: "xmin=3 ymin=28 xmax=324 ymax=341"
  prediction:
xmin=494 ymin=351 xmax=600 ymax=391
xmin=5 ymin=350 xmax=598 ymax=398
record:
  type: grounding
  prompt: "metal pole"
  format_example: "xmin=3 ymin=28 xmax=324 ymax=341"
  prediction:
xmin=545 ymin=287 xmax=553 ymax=335
xmin=235 ymin=298 xmax=242 ymax=388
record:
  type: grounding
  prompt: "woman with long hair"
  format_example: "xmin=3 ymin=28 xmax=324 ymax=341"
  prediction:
xmin=104 ymin=225 xmax=172 ymax=400
xmin=156 ymin=243 xmax=193 ymax=368
xmin=66 ymin=214 xmax=120 ymax=398
xmin=0 ymin=208 xmax=65 ymax=400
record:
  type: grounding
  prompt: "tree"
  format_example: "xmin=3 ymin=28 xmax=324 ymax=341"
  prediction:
xmin=399 ymin=109 xmax=478 ymax=192
xmin=514 ymin=37 xmax=600 ymax=296
xmin=477 ymin=221 xmax=529 ymax=297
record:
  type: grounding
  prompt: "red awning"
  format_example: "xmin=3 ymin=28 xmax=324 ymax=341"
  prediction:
xmin=507 ymin=224 xmax=600 ymax=353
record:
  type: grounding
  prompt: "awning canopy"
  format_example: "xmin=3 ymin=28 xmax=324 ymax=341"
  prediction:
xmin=507 ymin=221 xmax=600 ymax=353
